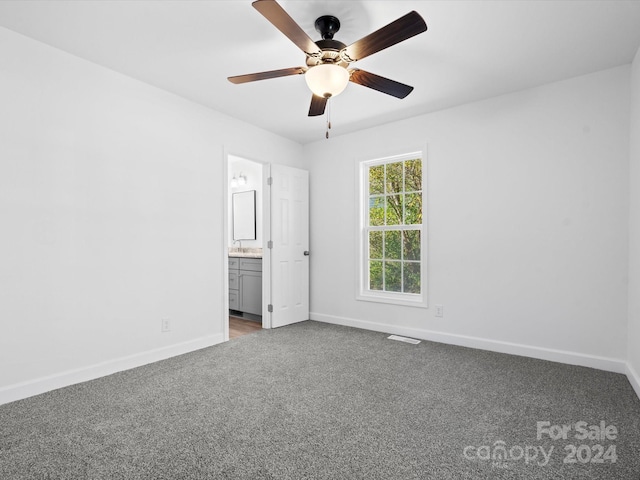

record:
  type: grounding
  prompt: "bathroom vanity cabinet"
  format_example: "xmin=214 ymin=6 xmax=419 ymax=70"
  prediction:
xmin=229 ymin=257 xmax=262 ymax=316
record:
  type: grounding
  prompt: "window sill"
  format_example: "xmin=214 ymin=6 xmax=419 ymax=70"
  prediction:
xmin=356 ymin=291 xmax=428 ymax=309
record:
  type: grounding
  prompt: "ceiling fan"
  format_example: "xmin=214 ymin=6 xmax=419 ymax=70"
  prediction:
xmin=228 ymin=0 xmax=428 ymax=119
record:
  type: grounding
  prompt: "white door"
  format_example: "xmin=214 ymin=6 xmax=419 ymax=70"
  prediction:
xmin=269 ymin=164 xmax=309 ymax=328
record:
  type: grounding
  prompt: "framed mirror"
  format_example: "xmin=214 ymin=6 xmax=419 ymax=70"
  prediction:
xmin=232 ymin=190 xmax=256 ymax=240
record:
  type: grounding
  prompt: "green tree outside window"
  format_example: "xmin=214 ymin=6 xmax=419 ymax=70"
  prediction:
xmin=366 ymin=157 xmax=422 ymax=294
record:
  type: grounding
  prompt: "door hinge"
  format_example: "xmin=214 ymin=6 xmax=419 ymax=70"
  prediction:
xmin=268 ymin=304 xmax=273 ymax=313
xmin=267 ymin=177 xmax=273 ymax=186
xmin=267 ymin=240 xmax=273 ymax=249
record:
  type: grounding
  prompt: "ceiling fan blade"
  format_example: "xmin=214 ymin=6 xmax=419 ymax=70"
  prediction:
xmin=349 ymin=69 xmax=414 ymax=99
xmin=341 ymin=11 xmax=427 ymax=63
xmin=228 ymin=67 xmax=305 ymax=84
xmin=252 ymin=0 xmax=323 ymax=58
xmin=308 ymin=94 xmax=327 ymax=116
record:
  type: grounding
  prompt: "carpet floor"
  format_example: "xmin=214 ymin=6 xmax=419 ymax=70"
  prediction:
xmin=1 ymin=321 xmax=639 ymax=479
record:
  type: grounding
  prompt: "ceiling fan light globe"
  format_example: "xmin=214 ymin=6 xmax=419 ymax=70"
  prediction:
xmin=305 ymin=64 xmax=349 ymax=98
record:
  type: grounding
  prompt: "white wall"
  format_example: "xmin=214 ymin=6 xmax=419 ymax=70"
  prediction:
xmin=307 ymin=66 xmax=631 ymax=371
xmin=0 ymin=27 xmax=304 ymax=404
xmin=628 ymin=46 xmax=640 ymax=395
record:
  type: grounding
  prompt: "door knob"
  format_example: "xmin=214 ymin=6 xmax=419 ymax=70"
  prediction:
xmin=303 ymin=251 xmax=310 ymax=256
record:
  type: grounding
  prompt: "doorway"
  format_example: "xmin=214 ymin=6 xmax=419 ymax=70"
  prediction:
xmin=224 ymin=154 xmax=311 ymax=341
xmin=226 ymin=155 xmax=265 ymax=339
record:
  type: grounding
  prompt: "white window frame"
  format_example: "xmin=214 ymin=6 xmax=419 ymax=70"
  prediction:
xmin=356 ymin=150 xmax=427 ymax=308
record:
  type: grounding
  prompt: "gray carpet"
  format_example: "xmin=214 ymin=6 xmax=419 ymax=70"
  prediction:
xmin=1 ymin=321 xmax=639 ymax=479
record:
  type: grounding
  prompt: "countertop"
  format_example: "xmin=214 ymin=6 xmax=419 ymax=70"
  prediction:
xmin=228 ymin=248 xmax=262 ymax=259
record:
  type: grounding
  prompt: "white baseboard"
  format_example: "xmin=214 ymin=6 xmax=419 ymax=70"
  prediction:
xmin=626 ymin=362 xmax=640 ymax=400
xmin=310 ymin=312 xmax=628 ymax=375
xmin=0 ymin=334 xmax=224 ymax=406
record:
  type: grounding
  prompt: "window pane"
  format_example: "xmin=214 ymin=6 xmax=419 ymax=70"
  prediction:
xmin=369 ymin=261 xmax=383 ymax=290
xmin=403 ymin=230 xmax=421 ymax=261
xmin=405 ymin=158 xmax=422 ymax=192
xmin=369 ymin=196 xmax=384 ymax=226
xmin=363 ymin=154 xmax=424 ymax=301
xmin=403 ymin=262 xmax=421 ymax=294
xmin=385 ymin=261 xmax=402 ymax=292
xmin=369 ymin=165 xmax=384 ymax=195
xmin=405 ymin=193 xmax=422 ymax=225
xmin=386 ymin=195 xmax=403 ymax=225
xmin=385 ymin=230 xmax=401 ymax=260
xmin=369 ymin=231 xmax=383 ymax=259
xmin=386 ymin=161 xmax=403 ymax=194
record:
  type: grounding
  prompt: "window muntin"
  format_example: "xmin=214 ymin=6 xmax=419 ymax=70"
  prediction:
xmin=360 ymin=153 xmax=425 ymax=306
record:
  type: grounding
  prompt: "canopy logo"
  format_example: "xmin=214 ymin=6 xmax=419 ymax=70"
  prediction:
xmin=463 ymin=420 xmax=618 ymax=469
xmin=463 ymin=441 xmax=553 ymax=469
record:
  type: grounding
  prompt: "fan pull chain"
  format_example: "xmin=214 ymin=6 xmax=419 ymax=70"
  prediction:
xmin=325 ymin=97 xmax=332 ymax=139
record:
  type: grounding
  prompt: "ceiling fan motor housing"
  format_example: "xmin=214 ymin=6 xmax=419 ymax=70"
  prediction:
xmin=304 ymin=16 xmax=349 ymax=68
xmin=303 ymin=16 xmax=347 ymax=68
xmin=306 ymin=39 xmax=348 ymax=68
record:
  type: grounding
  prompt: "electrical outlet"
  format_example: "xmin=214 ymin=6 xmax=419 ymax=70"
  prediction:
xmin=161 ymin=318 xmax=171 ymax=332
xmin=435 ymin=305 xmax=444 ymax=318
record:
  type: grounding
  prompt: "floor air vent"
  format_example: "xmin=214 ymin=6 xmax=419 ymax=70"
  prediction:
xmin=387 ymin=335 xmax=421 ymax=345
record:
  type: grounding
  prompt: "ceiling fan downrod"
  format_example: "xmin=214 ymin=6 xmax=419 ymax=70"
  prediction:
xmin=315 ymin=15 xmax=341 ymax=40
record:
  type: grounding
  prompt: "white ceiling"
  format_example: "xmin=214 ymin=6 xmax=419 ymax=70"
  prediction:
xmin=1 ymin=0 xmax=640 ymax=144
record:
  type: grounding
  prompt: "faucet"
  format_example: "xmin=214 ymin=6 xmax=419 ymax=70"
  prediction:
xmin=233 ymin=239 xmax=242 ymax=250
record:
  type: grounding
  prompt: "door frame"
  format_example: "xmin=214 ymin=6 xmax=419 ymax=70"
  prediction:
xmin=222 ymin=151 xmax=271 ymax=341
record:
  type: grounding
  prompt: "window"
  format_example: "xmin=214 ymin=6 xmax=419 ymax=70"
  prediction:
xmin=358 ymin=152 xmax=426 ymax=307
